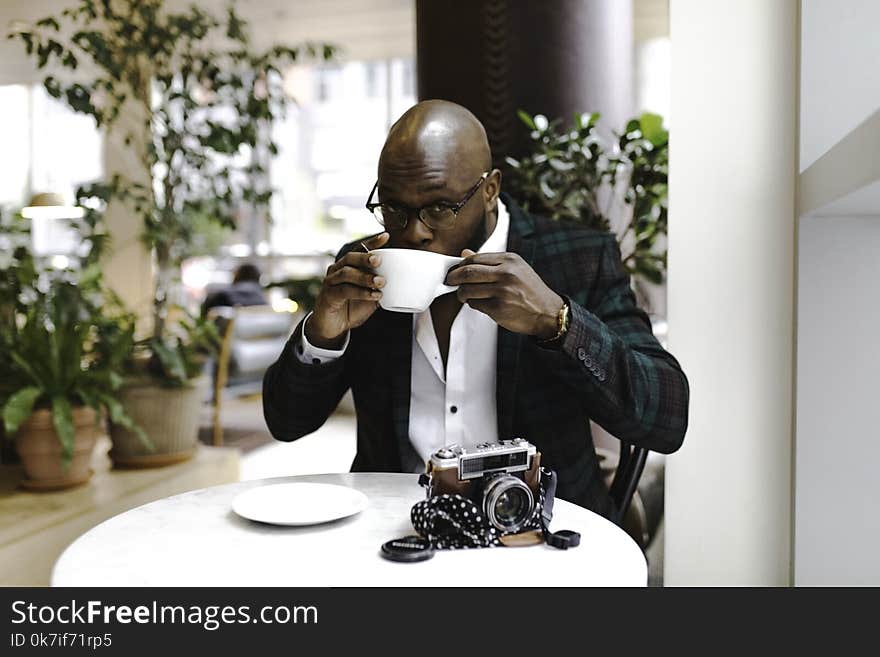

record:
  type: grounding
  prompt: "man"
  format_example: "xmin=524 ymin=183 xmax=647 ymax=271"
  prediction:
xmin=201 ymin=263 xmax=267 ymax=316
xmin=263 ymin=100 xmax=689 ymax=518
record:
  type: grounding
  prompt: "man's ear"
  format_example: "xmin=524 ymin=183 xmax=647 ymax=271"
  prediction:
xmin=484 ymin=168 xmax=503 ymax=213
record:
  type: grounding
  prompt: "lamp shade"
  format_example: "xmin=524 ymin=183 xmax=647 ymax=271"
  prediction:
xmin=22 ymin=192 xmax=85 ymax=220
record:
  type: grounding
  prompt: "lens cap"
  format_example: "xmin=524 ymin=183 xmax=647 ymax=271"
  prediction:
xmin=380 ymin=536 xmax=435 ymax=563
xmin=546 ymin=529 xmax=581 ymax=550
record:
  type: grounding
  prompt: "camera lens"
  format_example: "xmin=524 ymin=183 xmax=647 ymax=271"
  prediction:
xmin=483 ymin=475 xmax=534 ymax=533
xmin=496 ymin=490 xmax=527 ymax=521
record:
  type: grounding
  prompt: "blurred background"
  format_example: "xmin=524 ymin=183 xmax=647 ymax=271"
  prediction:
xmin=0 ymin=0 xmax=671 ymax=313
xmin=1 ymin=0 xmax=877 ymax=588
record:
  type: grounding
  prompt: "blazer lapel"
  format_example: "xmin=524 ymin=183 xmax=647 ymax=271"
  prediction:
xmin=384 ymin=310 xmax=422 ymax=471
xmin=496 ymin=196 xmax=537 ymax=440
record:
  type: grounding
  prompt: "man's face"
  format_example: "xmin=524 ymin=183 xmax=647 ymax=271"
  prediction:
xmin=376 ymin=162 xmax=490 ymax=256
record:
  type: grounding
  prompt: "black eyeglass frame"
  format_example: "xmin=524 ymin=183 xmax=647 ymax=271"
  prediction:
xmin=364 ymin=171 xmax=490 ymax=230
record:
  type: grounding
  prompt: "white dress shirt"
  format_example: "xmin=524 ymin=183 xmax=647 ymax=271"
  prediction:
xmin=297 ymin=200 xmax=511 ymax=472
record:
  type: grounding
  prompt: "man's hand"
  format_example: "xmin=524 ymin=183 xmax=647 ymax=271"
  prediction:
xmin=306 ymin=232 xmax=390 ymax=349
xmin=446 ymin=249 xmax=564 ymax=339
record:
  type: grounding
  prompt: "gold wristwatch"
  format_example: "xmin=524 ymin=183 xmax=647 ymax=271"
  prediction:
xmin=538 ymin=297 xmax=571 ymax=345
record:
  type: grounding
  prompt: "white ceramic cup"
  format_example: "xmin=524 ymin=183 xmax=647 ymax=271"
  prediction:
xmin=372 ymin=248 xmax=464 ymax=313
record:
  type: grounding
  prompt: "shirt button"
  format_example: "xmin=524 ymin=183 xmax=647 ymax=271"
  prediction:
xmin=450 ymin=405 xmax=458 ymax=414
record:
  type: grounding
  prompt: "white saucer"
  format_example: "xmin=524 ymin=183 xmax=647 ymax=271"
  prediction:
xmin=232 ymin=482 xmax=368 ymax=526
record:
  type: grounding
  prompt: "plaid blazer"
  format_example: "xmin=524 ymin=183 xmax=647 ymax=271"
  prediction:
xmin=263 ymin=194 xmax=689 ymax=518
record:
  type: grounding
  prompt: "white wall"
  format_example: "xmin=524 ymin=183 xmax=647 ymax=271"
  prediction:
xmin=795 ymin=216 xmax=880 ymax=585
xmin=794 ymin=0 xmax=880 ymax=585
xmin=665 ymin=0 xmax=798 ymax=585
xmin=800 ymin=0 xmax=880 ymax=171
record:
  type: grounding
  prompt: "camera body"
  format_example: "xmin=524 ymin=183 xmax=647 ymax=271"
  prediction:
xmin=424 ymin=438 xmax=542 ymax=533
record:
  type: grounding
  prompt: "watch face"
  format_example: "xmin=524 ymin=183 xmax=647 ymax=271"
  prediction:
xmin=556 ymin=301 xmax=570 ymax=336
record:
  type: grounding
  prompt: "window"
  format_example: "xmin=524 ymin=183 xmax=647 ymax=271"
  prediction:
xmin=0 ymin=84 xmax=103 ymax=255
xmin=268 ymin=58 xmax=416 ymax=257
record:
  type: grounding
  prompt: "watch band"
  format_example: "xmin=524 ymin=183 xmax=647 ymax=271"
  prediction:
xmin=537 ymin=297 xmax=571 ymax=345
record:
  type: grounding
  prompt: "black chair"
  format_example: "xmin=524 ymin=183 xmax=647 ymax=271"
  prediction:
xmin=608 ymin=442 xmax=650 ymax=528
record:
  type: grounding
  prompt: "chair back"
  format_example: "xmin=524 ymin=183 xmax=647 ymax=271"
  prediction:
xmin=608 ymin=442 xmax=649 ymax=527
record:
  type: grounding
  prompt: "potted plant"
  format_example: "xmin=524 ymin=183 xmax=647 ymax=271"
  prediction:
xmin=0 ymin=211 xmax=146 ymax=490
xmin=11 ymin=0 xmax=335 ymax=466
xmin=505 ymin=111 xmax=669 ymax=306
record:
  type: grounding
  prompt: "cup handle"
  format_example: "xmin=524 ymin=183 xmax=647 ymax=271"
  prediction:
xmin=434 ymin=257 xmax=464 ymax=297
xmin=434 ymin=281 xmax=459 ymax=297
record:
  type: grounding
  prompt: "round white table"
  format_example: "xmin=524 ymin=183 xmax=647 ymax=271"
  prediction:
xmin=52 ymin=473 xmax=646 ymax=587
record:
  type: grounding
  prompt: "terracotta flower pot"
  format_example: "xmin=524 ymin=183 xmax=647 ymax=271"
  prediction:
xmin=15 ymin=406 xmax=103 ymax=491
xmin=109 ymin=376 xmax=208 ymax=468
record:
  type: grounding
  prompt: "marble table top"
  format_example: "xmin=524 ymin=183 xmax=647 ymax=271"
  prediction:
xmin=52 ymin=472 xmax=646 ymax=587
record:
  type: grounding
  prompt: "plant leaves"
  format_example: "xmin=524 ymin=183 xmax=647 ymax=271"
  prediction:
xmin=51 ymin=395 xmax=75 ymax=467
xmin=11 ymin=352 xmax=47 ymax=389
xmin=3 ymin=386 xmax=42 ymax=435
xmin=151 ymin=339 xmax=187 ymax=382
xmin=548 ymin=158 xmax=575 ymax=172
xmin=99 ymin=392 xmax=153 ymax=452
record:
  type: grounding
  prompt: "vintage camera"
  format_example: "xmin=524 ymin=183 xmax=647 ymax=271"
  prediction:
xmin=422 ymin=438 xmax=542 ymax=534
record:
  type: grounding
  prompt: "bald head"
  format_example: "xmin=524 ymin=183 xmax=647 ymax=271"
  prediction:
xmin=374 ymin=100 xmax=501 ymax=256
xmin=380 ymin=100 xmax=492 ymax=175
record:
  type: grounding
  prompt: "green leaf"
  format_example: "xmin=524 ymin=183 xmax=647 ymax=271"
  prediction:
xmin=151 ymin=339 xmax=187 ymax=382
xmin=43 ymin=76 xmax=62 ymax=99
xmin=640 ymin=112 xmax=667 ymax=146
xmin=548 ymin=158 xmax=575 ymax=172
xmin=79 ymin=263 xmax=102 ymax=289
xmin=11 ymin=352 xmax=46 ymax=389
xmin=539 ymin=178 xmax=556 ymax=199
xmin=36 ymin=17 xmax=61 ymax=31
xmin=3 ymin=387 xmax=42 ymax=435
xmin=51 ymin=395 xmax=75 ymax=467
xmin=516 ymin=109 xmax=537 ymax=130
xmin=109 ymin=372 xmax=123 ymax=390
xmin=576 ymin=112 xmax=598 ymax=131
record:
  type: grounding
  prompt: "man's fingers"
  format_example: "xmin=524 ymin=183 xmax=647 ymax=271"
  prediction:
xmin=326 ymin=265 xmax=384 ymax=290
xmin=456 ymin=283 xmax=498 ymax=302
xmin=458 ymin=251 xmax=509 ymax=266
xmin=465 ymin=298 xmax=499 ymax=316
xmin=364 ymin=232 xmax=390 ymax=250
xmin=326 ymin=283 xmax=382 ymax=303
xmin=446 ymin=263 xmax=502 ymax=285
xmin=337 ymin=249 xmax=383 ymax=271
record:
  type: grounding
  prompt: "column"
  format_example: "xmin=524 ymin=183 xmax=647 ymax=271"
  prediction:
xmin=664 ymin=0 xmax=799 ymax=585
xmin=101 ymin=103 xmax=154 ymax=331
xmin=416 ymin=0 xmax=633 ymax=165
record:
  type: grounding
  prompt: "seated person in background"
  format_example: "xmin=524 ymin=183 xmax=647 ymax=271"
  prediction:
xmin=201 ymin=263 xmax=267 ymax=317
xmin=263 ymin=100 xmax=689 ymax=519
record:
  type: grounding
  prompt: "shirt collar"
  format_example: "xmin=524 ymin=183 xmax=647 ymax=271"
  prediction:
xmin=478 ymin=197 xmax=510 ymax=254
xmin=412 ymin=198 xmax=511 ymax=370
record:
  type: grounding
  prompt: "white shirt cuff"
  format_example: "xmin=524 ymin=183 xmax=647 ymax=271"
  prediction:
xmin=295 ymin=312 xmax=350 ymax=365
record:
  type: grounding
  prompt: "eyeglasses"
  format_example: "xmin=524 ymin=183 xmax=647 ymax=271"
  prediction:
xmin=365 ymin=172 xmax=489 ymax=231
